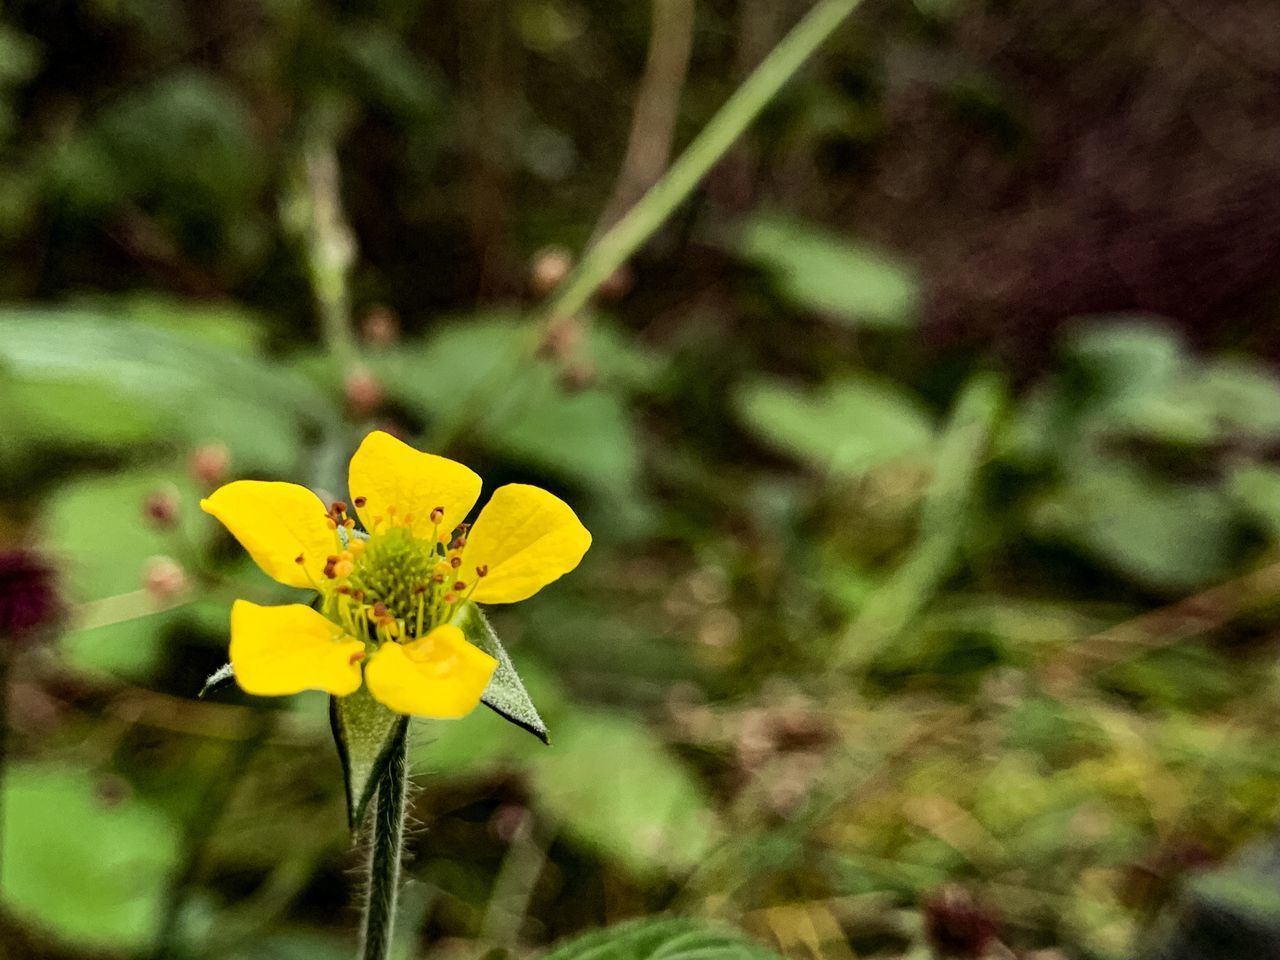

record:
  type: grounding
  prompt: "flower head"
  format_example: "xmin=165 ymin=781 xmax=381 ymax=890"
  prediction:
xmin=0 ymin=548 xmax=63 ymax=646
xmin=201 ymin=431 xmax=591 ymax=718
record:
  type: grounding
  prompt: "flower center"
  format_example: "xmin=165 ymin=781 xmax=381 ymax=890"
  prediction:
xmin=308 ymin=500 xmax=485 ymax=644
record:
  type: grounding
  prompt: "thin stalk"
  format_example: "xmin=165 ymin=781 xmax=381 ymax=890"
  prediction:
xmin=359 ymin=728 xmax=410 ymax=960
xmin=431 ymin=0 xmax=863 ymax=454
xmin=541 ymin=0 xmax=864 ymax=324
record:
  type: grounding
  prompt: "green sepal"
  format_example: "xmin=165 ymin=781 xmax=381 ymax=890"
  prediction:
xmin=330 ymin=683 xmax=409 ymax=833
xmin=451 ymin=601 xmax=549 ymax=745
xmin=198 ymin=662 xmax=235 ymax=698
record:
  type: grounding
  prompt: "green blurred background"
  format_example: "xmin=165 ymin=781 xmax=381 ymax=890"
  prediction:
xmin=4 ymin=1 xmax=1280 ymax=958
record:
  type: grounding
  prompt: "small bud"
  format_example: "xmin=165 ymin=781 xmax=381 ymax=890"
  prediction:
xmin=559 ymin=361 xmax=596 ymax=393
xmin=344 ymin=367 xmax=384 ymax=418
xmin=360 ymin=304 xmax=400 ymax=347
xmin=143 ymin=557 xmax=187 ymax=601
xmin=530 ymin=245 xmax=573 ymax=296
xmin=190 ymin=442 xmax=230 ymax=488
xmin=143 ymin=488 xmax=180 ymax=528
xmin=598 ymin=262 xmax=634 ymax=302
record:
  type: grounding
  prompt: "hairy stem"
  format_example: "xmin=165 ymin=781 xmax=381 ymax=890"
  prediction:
xmin=359 ymin=727 xmax=410 ymax=960
xmin=542 ymin=0 xmax=864 ymax=324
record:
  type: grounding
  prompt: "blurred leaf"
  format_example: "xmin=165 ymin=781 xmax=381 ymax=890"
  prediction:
xmin=331 ymin=684 xmax=408 ymax=831
xmin=1228 ymin=463 xmax=1280 ymax=541
xmin=736 ymin=376 xmax=935 ymax=479
xmin=1035 ymin=460 xmax=1237 ymax=592
xmin=540 ymin=916 xmax=783 ymax=960
xmin=55 ymin=69 xmax=262 ymax=219
xmin=1064 ymin=318 xmax=1186 ymax=401
xmin=1 ymin=762 xmax=180 ymax=950
xmin=367 ymin=314 xmax=647 ymax=494
xmin=453 ymin=601 xmax=549 ymax=743
xmin=530 ymin=711 xmax=721 ymax=875
xmin=736 ymin=213 xmax=918 ymax=329
xmin=0 ymin=306 xmax=330 ymax=471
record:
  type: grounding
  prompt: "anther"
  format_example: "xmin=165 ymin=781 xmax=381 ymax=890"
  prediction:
xmin=348 ymin=650 xmax=365 ymax=665
xmin=354 ymin=496 xmax=367 ymax=508
xmin=349 ymin=541 xmax=365 ymax=556
xmin=449 ymin=537 xmax=467 ymax=550
xmin=371 ymin=602 xmax=388 ymax=618
xmin=352 ymin=590 xmax=365 ymax=602
xmin=443 ymin=592 xmax=457 ymax=604
xmin=430 ymin=506 xmax=444 ymax=523
xmin=334 ymin=560 xmax=354 ymax=578
xmin=432 ymin=574 xmax=445 ymax=583
xmin=457 ymin=522 xmax=472 ymax=534
xmin=295 ymin=554 xmax=306 ymax=565
xmin=336 ymin=585 xmax=351 ymax=595
xmin=332 ymin=500 xmax=348 ymax=515
xmin=475 ymin=565 xmax=488 ymax=578
xmin=453 ymin=581 xmax=466 ymax=592
xmin=449 ymin=556 xmax=461 ymax=568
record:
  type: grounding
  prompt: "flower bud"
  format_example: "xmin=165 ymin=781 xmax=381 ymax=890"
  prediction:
xmin=143 ymin=556 xmax=187 ymax=602
xmin=360 ymin=304 xmax=400 ymax=347
xmin=345 ymin=367 xmax=384 ymax=418
xmin=190 ymin=442 xmax=230 ymax=488
xmin=559 ymin=361 xmax=596 ymax=393
xmin=530 ymin=245 xmax=573 ymax=296
xmin=143 ymin=486 xmax=180 ymax=528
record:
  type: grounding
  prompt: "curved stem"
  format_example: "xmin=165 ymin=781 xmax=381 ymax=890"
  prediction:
xmin=359 ymin=727 xmax=410 ymax=960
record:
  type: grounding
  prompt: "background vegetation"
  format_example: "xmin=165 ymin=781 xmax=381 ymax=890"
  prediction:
xmin=3 ymin=1 xmax=1280 ymax=958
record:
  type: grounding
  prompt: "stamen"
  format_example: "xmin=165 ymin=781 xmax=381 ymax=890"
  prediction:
xmin=334 ymin=560 xmax=354 ymax=578
xmin=429 ymin=506 xmax=444 ymax=524
xmin=449 ymin=556 xmax=462 ymax=568
xmin=354 ymin=496 xmax=367 ymax=508
xmin=452 ymin=581 xmax=466 ymax=592
xmin=475 ymin=565 xmax=488 ymax=577
xmin=349 ymin=650 xmax=365 ymax=665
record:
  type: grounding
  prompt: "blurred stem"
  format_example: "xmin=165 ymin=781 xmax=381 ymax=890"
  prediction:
xmin=151 ymin=709 xmax=275 ymax=960
xmin=591 ymin=0 xmax=696 ymax=240
xmin=0 ymin=639 xmax=9 ymax=885
xmin=359 ymin=728 xmax=409 ymax=960
xmin=542 ymin=0 xmax=863 ymax=324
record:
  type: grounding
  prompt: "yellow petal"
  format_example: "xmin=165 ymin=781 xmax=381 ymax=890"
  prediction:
xmin=201 ymin=481 xmax=336 ymax=589
xmin=229 ymin=601 xmax=364 ymax=697
xmin=464 ymin=484 xmax=591 ymax=604
xmin=347 ymin=431 xmax=481 ymax=542
xmin=364 ymin=624 xmax=496 ymax=718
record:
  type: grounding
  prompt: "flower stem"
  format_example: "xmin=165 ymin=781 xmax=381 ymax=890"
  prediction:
xmin=540 ymin=0 xmax=865 ymax=325
xmin=359 ymin=726 xmax=410 ymax=960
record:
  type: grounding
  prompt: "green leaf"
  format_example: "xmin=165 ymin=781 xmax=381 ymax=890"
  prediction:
xmin=540 ymin=917 xmax=783 ymax=960
xmin=1229 ymin=463 xmax=1280 ymax=542
xmin=1034 ymin=459 xmax=1237 ymax=592
xmin=530 ymin=712 xmax=721 ymax=875
xmin=1 ymin=762 xmax=181 ymax=951
xmin=736 ymin=213 xmax=918 ymax=330
xmin=330 ymin=685 xmax=409 ymax=832
xmin=0 ymin=307 xmax=333 ymax=471
xmin=735 ymin=375 xmax=935 ymax=479
xmin=453 ymin=601 xmax=548 ymax=743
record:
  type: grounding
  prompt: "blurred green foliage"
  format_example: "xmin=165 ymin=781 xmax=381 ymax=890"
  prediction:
xmin=3 ymin=1 xmax=1280 ymax=960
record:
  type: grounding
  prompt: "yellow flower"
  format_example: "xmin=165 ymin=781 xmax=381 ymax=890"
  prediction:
xmin=200 ymin=431 xmax=591 ymax=718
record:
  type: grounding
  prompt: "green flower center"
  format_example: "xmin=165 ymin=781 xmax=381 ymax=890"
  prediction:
xmin=314 ymin=503 xmax=483 ymax=644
